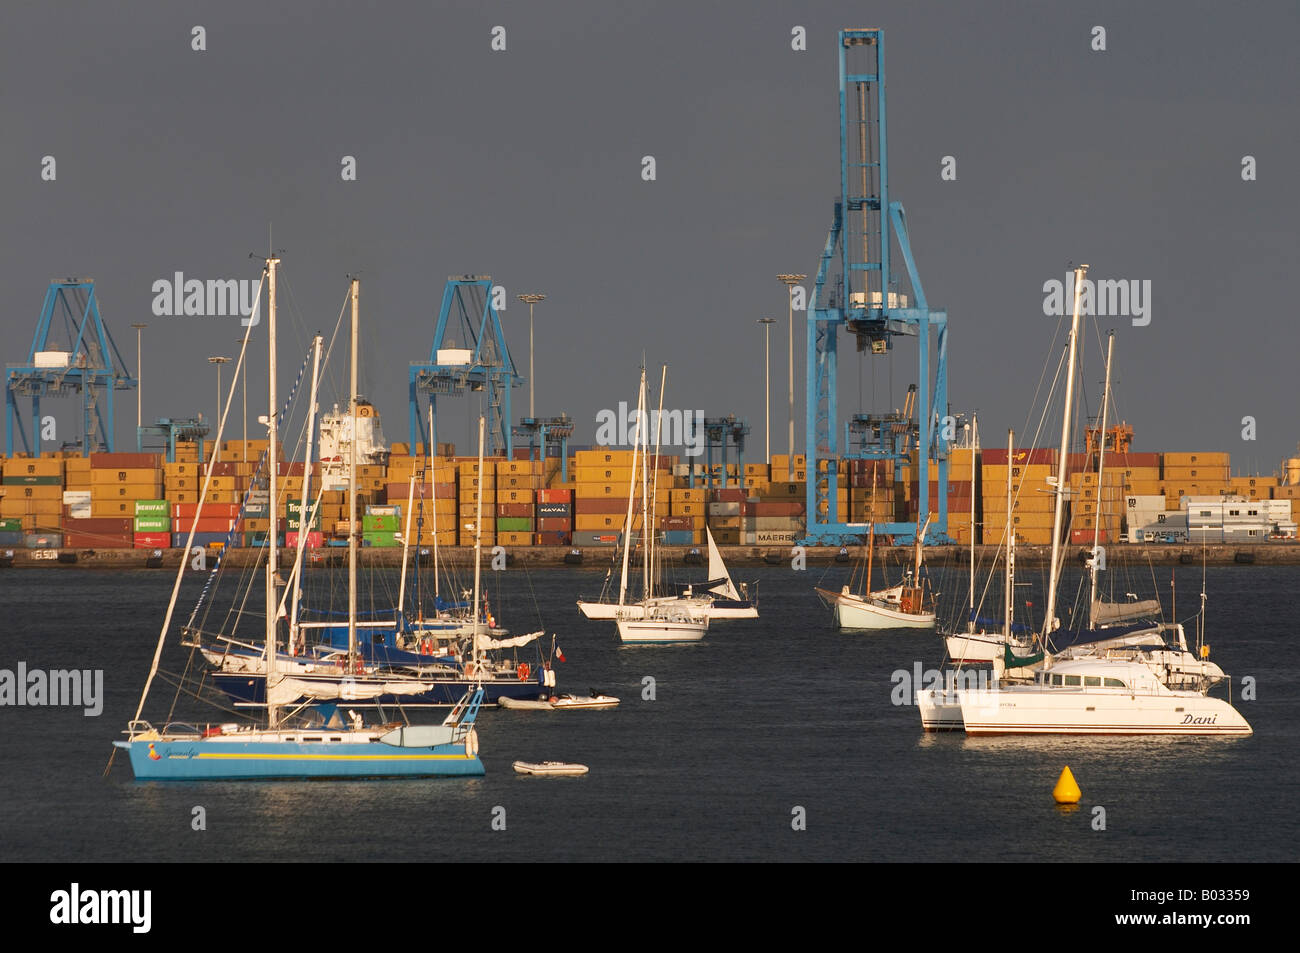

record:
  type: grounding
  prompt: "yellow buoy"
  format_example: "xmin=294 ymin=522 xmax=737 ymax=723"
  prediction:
xmin=1053 ymin=766 xmax=1081 ymax=804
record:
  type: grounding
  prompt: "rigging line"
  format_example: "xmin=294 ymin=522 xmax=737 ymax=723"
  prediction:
xmin=184 ymin=342 xmax=317 ymax=627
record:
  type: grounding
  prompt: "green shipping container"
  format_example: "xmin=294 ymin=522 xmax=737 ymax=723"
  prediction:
xmin=134 ymin=499 xmax=169 ymax=516
xmin=495 ymin=517 xmax=533 ymax=532
xmin=0 ymin=518 xmax=21 ymax=532
xmin=284 ymin=500 xmax=321 ymax=530
xmin=362 ymin=514 xmax=400 ymax=532
xmin=1 ymin=475 xmax=62 ymax=486
xmin=134 ymin=515 xmax=172 ymax=533
xmin=362 ymin=532 xmax=400 ymax=548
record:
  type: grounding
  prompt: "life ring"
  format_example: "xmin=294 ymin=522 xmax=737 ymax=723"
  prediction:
xmin=516 ymin=662 xmax=530 ymax=681
xmin=420 ymin=637 xmax=433 ymax=655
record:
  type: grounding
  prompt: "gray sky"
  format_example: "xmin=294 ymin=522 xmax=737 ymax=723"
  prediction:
xmin=4 ymin=1 xmax=1296 ymax=474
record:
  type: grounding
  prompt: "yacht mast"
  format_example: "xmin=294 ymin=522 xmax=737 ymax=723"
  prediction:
xmin=347 ymin=278 xmax=359 ymax=672
xmin=287 ymin=335 xmax=323 ymax=653
xmin=472 ymin=413 xmax=485 ymax=671
xmin=968 ymin=414 xmax=978 ymax=633
xmin=618 ymin=370 xmax=645 ymax=607
xmin=649 ymin=365 xmax=667 ymax=598
xmin=265 ymin=255 xmax=281 ymax=727
xmin=1042 ymin=263 xmax=1087 ymax=650
xmin=1088 ymin=330 xmax=1114 ymax=626
xmin=1004 ymin=428 xmax=1014 ymax=645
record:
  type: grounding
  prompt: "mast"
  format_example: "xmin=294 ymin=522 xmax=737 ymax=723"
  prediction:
xmin=287 ymin=335 xmax=323 ymax=654
xmin=649 ymin=365 xmax=667 ymax=599
xmin=429 ymin=403 xmax=439 ymax=604
xmin=617 ymin=369 xmax=645 ymax=607
xmin=266 ymin=255 xmax=281 ymax=727
xmin=1042 ymin=263 xmax=1087 ymax=649
xmin=1004 ymin=428 xmax=1014 ymax=644
xmin=472 ymin=413 xmax=485 ymax=671
xmin=347 ymin=278 xmax=359 ymax=672
xmin=865 ymin=466 xmax=876 ymax=596
xmin=1088 ymin=330 xmax=1114 ymax=625
xmin=968 ymin=414 xmax=978 ymax=633
xmin=640 ymin=371 xmax=650 ymax=608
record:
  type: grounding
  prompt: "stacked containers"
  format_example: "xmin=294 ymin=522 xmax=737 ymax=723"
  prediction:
xmin=1 ymin=456 xmax=63 ymax=542
xmin=981 ymin=448 xmax=1057 ymax=546
xmin=573 ymin=449 xmax=640 ymax=546
xmin=495 ymin=458 xmax=540 ymax=546
xmin=133 ymin=498 xmax=171 ymax=548
xmin=458 ymin=457 xmax=500 ymax=547
xmin=535 ymin=488 xmax=573 ymax=545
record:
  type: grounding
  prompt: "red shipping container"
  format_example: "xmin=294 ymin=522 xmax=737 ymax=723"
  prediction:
xmin=1070 ymin=529 xmax=1106 ymax=544
xmin=710 ymin=488 xmax=748 ymax=503
xmin=574 ymin=498 xmax=631 ymax=514
xmin=659 ymin=516 xmax=694 ymax=530
xmin=752 ymin=502 xmax=805 ymax=517
xmin=192 ymin=518 xmax=235 ymax=533
xmin=534 ymin=531 xmax=571 ymax=545
xmin=537 ymin=489 xmax=573 ymax=503
xmin=133 ymin=532 xmax=171 ymax=548
xmin=981 ymin=448 xmax=1057 ymax=467
xmin=90 ymin=452 xmax=161 ymax=469
xmin=63 ymin=517 xmax=133 ymax=533
xmin=66 ymin=534 xmax=127 ymax=549
xmin=173 ymin=503 xmax=241 ymax=520
xmin=496 ymin=503 xmax=532 ymax=518
xmin=286 ymin=531 xmax=324 ymax=548
xmin=208 ymin=461 xmax=240 ymax=476
xmin=537 ymin=517 xmax=572 ymax=532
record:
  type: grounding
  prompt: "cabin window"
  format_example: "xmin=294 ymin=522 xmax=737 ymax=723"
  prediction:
xmin=1084 ymin=676 xmax=1101 ymax=687
xmin=1104 ymin=678 xmax=1126 ymax=687
xmin=1229 ymin=509 xmax=1239 ymax=516
xmin=1051 ymin=674 xmax=1063 ymax=686
xmin=1064 ymin=675 xmax=1082 ymax=686
xmin=330 ymin=736 xmax=342 ymax=742
xmin=303 ymin=736 xmax=321 ymax=742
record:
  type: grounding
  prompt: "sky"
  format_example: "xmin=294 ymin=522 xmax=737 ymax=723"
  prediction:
xmin=4 ymin=1 xmax=1296 ymax=474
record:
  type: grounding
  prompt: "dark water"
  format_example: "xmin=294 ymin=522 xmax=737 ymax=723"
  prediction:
xmin=0 ymin=562 xmax=1295 ymax=862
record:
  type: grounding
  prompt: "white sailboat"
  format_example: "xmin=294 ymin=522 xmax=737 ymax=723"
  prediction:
xmin=612 ymin=366 xmax=708 ymax=644
xmin=815 ymin=468 xmax=936 ymax=630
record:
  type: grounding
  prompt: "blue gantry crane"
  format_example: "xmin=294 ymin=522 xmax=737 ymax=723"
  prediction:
xmin=5 ymin=278 xmax=137 ymax=456
xmin=408 ymin=276 xmax=522 ymax=457
xmin=801 ymin=29 xmax=950 ymax=546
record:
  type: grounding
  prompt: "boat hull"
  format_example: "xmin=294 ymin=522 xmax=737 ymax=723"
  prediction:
xmin=615 ymin=619 xmax=707 ymax=643
xmin=916 ymin=688 xmax=964 ymax=731
xmin=578 ymin=597 xmax=754 ymax=620
xmin=832 ymin=595 xmax=934 ymax=630
xmin=958 ymin=689 xmax=1252 ymax=736
xmin=113 ymin=737 xmax=484 ymax=780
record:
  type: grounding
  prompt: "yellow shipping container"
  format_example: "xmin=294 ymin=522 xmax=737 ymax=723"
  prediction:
xmin=574 ymin=449 xmax=637 ymax=467
xmin=2 ymin=483 xmax=62 ymax=500
xmin=1163 ymin=452 xmax=1229 ymax=469
xmin=89 ymin=468 xmax=161 ymax=486
xmin=1164 ymin=465 xmax=1230 ymax=484
xmin=5 ymin=458 xmax=63 ymax=477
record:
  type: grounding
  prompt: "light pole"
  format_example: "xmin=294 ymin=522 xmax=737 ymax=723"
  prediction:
xmin=131 ymin=323 xmax=146 ymax=449
xmin=236 ymin=338 xmax=247 ymax=453
xmin=208 ymin=356 xmax=230 ymax=425
xmin=777 ymin=274 xmax=806 ymax=471
xmin=517 ymin=293 xmax=545 ymax=419
xmin=758 ymin=318 xmax=776 ymax=462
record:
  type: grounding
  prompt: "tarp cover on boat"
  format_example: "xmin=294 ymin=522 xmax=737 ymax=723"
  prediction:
xmin=266 ymin=676 xmax=434 ymax=706
xmin=473 ymin=630 xmax=543 ymax=651
xmin=1090 ymin=597 xmax=1162 ymax=625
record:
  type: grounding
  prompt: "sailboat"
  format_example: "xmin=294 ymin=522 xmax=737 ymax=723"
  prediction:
xmin=114 ymin=259 xmax=485 ymax=779
xmin=678 ymin=527 xmax=758 ymax=618
xmin=611 ymin=366 xmax=708 ymax=644
xmin=814 ymin=468 xmax=936 ymax=630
